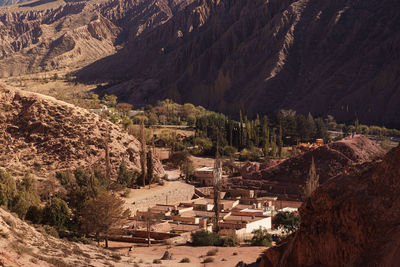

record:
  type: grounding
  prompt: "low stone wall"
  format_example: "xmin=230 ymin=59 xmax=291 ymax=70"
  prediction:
xmin=127 ymin=182 xmax=195 ymax=215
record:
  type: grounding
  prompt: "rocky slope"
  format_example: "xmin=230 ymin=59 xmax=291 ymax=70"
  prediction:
xmin=0 ymin=207 xmax=134 ymax=266
xmin=0 ymin=86 xmax=164 ymax=180
xmin=260 ymin=144 xmax=400 ymax=267
xmin=0 ymin=0 xmax=194 ymax=76
xmin=76 ymin=0 xmax=400 ymax=127
xmin=228 ymin=135 xmax=385 ymax=200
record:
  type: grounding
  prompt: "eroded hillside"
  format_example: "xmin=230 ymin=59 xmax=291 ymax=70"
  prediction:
xmin=0 ymin=86 xmax=164 ymax=180
xmin=0 ymin=0 xmax=194 ymax=76
xmin=229 ymin=135 xmax=385 ymax=199
xmin=260 ymin=143 xmax=400 ymax=267
xmin=0 ymin=207 xmax=132 ymax=266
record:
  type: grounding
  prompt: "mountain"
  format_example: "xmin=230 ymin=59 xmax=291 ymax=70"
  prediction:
xmin=0 ymin=0 xmax=194 ymax=76
xmin=1 ymin=0 xmax=400 ymax=126
xmin=260 ymin=143 xmax=400 ymax=267
xmin=230 ymin=135 xmax=385 ymax=200
xmin=0 ymin=0 xmax=28 ymax=6
xmin=76 ymin=0 xmax=400 ymax=127
xmin=0 ymin=86 xmax=164 ymax=180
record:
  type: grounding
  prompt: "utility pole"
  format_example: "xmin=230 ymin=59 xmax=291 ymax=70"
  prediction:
xmin=146 ymin=208 xmax=151 ymax=247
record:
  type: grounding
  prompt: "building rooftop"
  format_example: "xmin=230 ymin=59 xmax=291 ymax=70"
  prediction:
xmin=195 ymin=167 xmax=214 ymax=172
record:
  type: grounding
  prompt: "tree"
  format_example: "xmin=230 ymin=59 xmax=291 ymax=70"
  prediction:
xmin=147 ymin=150 xmax=154 ymax=188
xmin=42 ymin=198 xmax=70 ymax=230
xmin=117 ymin=162 xmax=139 ymax=188
xmin=272 ymin=211 xmax=300 ymax=234
xmin=104 ymin=127 xmax=111 ymax=181
xmin=139 ymin=119 xmax=147 ymax=187
xmin=102 ymin=94 xmax=117 ymax=107
xmin=0 ymin=170 xmax=17 ymax=207
xmin=116 ymin=103 xmax=133 ymax=115
xmin=79 ymin=191 xmax=130 ymax=248
xmin=304 ymin=157 xmax=319 ymax=199
xmin=251 ymin=227 xmax=273 ymax=246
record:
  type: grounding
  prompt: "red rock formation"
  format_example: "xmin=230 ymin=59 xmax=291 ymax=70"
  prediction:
xmin=229 ymin=135 xmax=384 ymax=199
xmin=260 ymin=144 xmax=400 ymax=267
xmin=0 ymin=87 xmax=164 ymax=179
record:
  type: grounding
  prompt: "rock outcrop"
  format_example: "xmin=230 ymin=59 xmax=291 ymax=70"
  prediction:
xmin=229 ymin=135 xmax=385 ymax=199
xmin=260 ymin=144 xmax=400 ymax=267
xmin=0 ymin=86 xmax=164 ymax=180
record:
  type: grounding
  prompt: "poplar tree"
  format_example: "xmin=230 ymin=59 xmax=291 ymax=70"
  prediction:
xmin=139 ymin=119 xmax=147 ymax=187
xmin=304 ymin=157 xmax=319 ymax=199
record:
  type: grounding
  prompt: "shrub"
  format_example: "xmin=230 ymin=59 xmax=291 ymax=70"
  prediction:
xmin=206 ymin=249 xmax=218 ymax=256
xmin=203 ymin=257 xmax=214 ymax=263
xmin=121 ymin=188 xmax=131 ymax=198
xmin=111 ymin=253 xmax=121 ymax=261
xmin=272 ymin=211 xmax=300 ymax=234
xmin=251 ymin=227 xmax=272 ymax=246
xmin=191 ymin=230 xmax=220 ymax=246
xmin=223 ymin=146 xmax=237 ymax=157
xmin=218 ymin=235 xmax=239 ymax=247
xmin=239 ymin=148 xmax=263 ymax=161
xmin=35 ymin=224 xmax=59 ymax=238
xmin=0 ymin=229 xmax=9 ymax=238
xmin=192 ymin=230 xmax=239 ymax=247
xmin=117 ymin=162 xmax=140 ymax=188
xmin=25 ymin=205 xmax=43 ymax=224
xmin=42 ymin=198 xmax=70 ymax=230
xmin=55 ymin=171 xmax=71 ymax=186
xmin=180 ymin=257 xmax=190 ymax=263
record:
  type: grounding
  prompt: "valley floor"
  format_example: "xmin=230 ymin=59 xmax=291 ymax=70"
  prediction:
xmin=107 ymin=241 xmax=264 ymax=267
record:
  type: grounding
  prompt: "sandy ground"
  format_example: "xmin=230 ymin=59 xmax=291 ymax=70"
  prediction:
xmin=107 ymin=242 xmax=264 ymax=267
xmin=122 ymin=180 xmax=194 ymax=214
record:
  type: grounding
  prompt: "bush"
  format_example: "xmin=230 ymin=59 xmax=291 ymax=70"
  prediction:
xmin=25 ymin=205 xmax=43 ymax=224
xmin=153 ymin=259 xmax=162 ymax=264
xmin=223 ymin=146 xmax=237 ymax=157
xmin=191 ymin=230 xmax=220 ymax=246
xmin=218 ymin=235 xmax=239 ymax=247
xmin=203 ymin=257 xmax=214 ymax=263
xmin=168 ymin=151 xmax=191 ymax=169
xmin=117 ymin=162 xmax=140 ymax=188
xmin=42 ymin=198 xmax=70 ymax=230
xmin=272 ymin=211 xmax=300 ymax=234
xmin=55 ymin=171 xmax=71 ymax=186
xmin=239 ymin=148 xmax=263 ymax=161
xmin=180 ymin=257 xmax=190 ymax=263
xmin=121 ymin=188 xmax=131 ymax=198
xmin=206 ymin=249 xmax=218 ymax=256
xmin=251 ymin=227 xmax=272 ymax=246
xmin=191 ymin=230 xmax=238 ymax=247
xmin=35 ymin=224 xmax=59 ymax=238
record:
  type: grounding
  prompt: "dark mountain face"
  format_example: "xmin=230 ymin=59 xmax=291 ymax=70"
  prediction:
xmin=76 ymin=0 xmax=400 ymax=127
